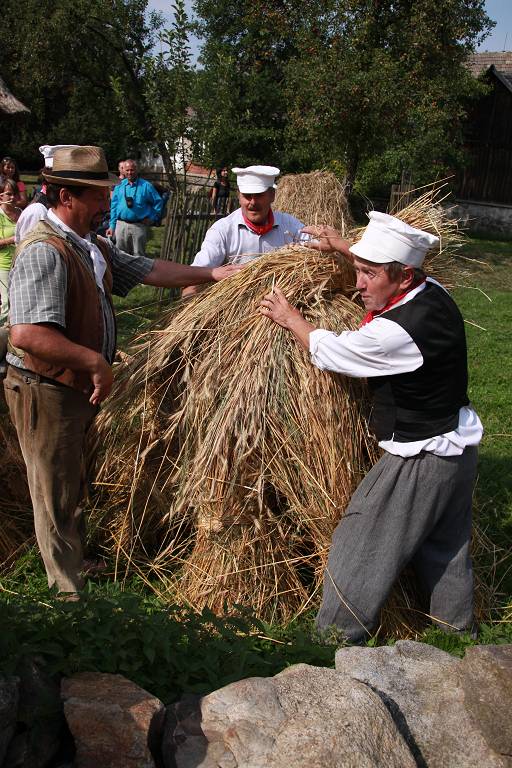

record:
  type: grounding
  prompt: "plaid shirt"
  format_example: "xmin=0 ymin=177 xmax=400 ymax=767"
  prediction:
xmin=7 ymin=230 xmax=153 ymax=368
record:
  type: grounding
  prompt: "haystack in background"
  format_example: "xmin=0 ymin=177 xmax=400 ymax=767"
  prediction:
xmin=275 ymin=170 xmax=354 ymax=235
xmin=88 ymin=182 xmax=489 ymax=633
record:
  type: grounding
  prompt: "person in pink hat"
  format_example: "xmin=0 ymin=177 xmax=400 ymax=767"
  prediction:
xmin=260 ymin=213 xmax=483 ymax=643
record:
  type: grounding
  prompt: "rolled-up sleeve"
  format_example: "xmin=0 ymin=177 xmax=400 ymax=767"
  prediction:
xmin=9 ymin=243 xmax=67 ymax=327
xmin=108 ymin=241 xmax=154 ymax=296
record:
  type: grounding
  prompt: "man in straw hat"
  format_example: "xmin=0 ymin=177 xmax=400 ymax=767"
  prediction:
xmin=4 ymin=145 xmax=241 ymax=598
xmin=183 ymin=165 xmax=304 ymax=297
xmin=260 ymin=212 xmax=482 ymax=643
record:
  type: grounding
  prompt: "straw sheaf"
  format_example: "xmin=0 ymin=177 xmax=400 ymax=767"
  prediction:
xmin=88 ymin=180 xmax=494 ymax=632
xmin=91 ymin=247 xmax=374 ymax=619
xmin=275 ymin=170 xmax=354 ymax=235
xmin=0 ymin=416 xmax=33 ymax=569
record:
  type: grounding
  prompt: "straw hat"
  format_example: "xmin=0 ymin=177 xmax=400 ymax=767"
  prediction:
xmin=43 ymin=145 xmax=118 ymax=187
xmin=350 ymin=211 xmax=439 ymax=268
xmin=38 ymin=144 xmax=80 ymax=169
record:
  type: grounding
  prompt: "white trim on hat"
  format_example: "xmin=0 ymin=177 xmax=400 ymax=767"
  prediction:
xmin=349 ymin=211 xmax=439 ymax=268
xmin=232 ymin=165 xmax=280 ymax=193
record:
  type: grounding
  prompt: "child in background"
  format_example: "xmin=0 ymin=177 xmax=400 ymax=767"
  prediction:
xmin=0 ymin=177 xmax=21 ymax=325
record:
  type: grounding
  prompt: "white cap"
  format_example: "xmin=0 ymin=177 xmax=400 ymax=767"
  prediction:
xmin=232 ymin=165 xmax=280 ymax=193
xmin=349 ymin=211 xmax=439 ymax=268
xmin=39 ymin=144 xmax=81 ymax=169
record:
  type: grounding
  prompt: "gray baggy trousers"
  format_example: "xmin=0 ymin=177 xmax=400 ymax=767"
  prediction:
xmin=115 ymin=220 xmax=147 ymax=259
xmin=316 ymin=446 xmax=478 ymax=642
xmin=4 ymin=366 xmax=98 ymax=592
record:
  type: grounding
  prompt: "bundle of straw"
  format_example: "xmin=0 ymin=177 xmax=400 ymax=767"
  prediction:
xmin=275 ymin=170 xmax=353 ymax=235
xmin=0 ymin=415 xmax=33 ymax=567
xmin=90 ymin=180 xmax=489 ymax=633
xmin=92 ymin=247 xmax=375 ymax=619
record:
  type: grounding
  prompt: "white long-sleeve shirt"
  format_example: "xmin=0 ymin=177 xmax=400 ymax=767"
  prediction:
xmin=309 ymin=279 xmax=483 ymax=457
xmin=191 ymin=208 xmax=305 ymax=267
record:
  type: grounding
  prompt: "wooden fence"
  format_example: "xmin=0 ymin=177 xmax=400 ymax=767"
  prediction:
xmin=388 ymin=171 xmax=415 ymax=213
xmin=158 ymin=188 xmax=238 ymax=300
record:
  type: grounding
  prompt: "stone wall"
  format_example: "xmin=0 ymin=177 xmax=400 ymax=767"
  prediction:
xmin=450 ymin=200 xmax=512 ymax=238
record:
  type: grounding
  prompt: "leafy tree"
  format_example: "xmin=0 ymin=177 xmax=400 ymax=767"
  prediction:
xmin=0 ymin=0 xmax=163 ymax=167
xmin=191 ymin=0 xmax=299 ymax=168
xmin=142 ymin=0 xmax=195 ymax=190
xmin=192 ymin=0 xmax=494 ymax=191
xmin=283 ymin=0 xmax=494 ymax=191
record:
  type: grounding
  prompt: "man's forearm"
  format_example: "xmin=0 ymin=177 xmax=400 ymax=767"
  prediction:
xmin=285 ymin=315 xmax=315 ymax=352
xmin=144 ymin=259 xmax=216 ymax=288
xmin=10 ymin=323 xmax=105 ymax=374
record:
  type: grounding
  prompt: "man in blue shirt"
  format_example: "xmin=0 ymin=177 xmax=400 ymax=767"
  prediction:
xmin=107 ymin=159 xmax=163 ymax=257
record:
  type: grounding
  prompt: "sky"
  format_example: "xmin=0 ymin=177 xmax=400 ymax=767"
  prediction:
xmin=147 ymin=0 xmax=512 ymax=57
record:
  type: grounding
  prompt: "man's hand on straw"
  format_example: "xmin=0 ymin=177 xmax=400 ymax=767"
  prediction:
xmin=211 ymin=263 xmax=244 ymax=282
xmin=301 ymin=225 xmax=351 ymax=257
xmin=260 ymin=286 xmax=294 ymax=327
xmin=259 ymin=286 xmax=315 ymax=350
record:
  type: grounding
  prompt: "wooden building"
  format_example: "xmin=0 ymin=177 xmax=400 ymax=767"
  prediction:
xmin=453 ymin=53 xmax=512 ymax=234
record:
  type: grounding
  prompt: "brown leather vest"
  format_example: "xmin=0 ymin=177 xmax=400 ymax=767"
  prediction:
xmin=10 ymin=223 xmax=115 ymax=393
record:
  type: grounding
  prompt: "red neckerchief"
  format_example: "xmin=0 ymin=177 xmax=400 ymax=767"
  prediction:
xmin=242 ymin=208 xmax=274 ymax=236
xmin=360 ymin=279 xmax=426 ymax=327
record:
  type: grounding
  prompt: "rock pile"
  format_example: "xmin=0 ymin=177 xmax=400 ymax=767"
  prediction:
xmin=0 ymin=642 xmax=510 ymax=767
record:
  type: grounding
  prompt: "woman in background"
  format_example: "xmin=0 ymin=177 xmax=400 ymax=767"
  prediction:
xmin=211 ymin=167 xmax=231 ymax=214
xmin=0 ymin=177 xmax=21 ymax=324
xmin=1 ymin=156 xmax=27 ymax=209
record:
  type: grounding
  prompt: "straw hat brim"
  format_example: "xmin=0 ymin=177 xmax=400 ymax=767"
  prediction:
xmin=42 ymin=172 xmax=119 ymax=187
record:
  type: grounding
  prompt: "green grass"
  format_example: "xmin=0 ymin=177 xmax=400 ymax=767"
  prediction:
xmin=453 ymin=237 xmax=512 ymax=595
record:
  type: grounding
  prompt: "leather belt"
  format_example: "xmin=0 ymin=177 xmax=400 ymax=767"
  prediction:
xmin=7 ymin=364 xmax=67 ymax=387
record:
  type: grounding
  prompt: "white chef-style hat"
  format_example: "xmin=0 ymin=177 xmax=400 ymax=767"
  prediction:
xmin=349 ymin=211 xmax=439 ymax=268
xmin=39 ymin=144 xmax=81 ymax=169
xmin=232 ymin=165 xmax=280 ymax=194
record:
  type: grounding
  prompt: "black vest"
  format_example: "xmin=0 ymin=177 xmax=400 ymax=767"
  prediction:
xmin=368 ymin=282 xmax=469 ymax=442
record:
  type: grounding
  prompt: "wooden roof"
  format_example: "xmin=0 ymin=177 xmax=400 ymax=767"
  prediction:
xmin=0 ymin=76 xmax=29 ymax=115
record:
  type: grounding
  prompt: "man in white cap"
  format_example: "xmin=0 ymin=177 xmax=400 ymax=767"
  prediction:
xmin=4 ymin=145 xmax=241 ymax=598
xmin=182 ymin=165 xmax=304 ymax=297
xmin=260 ymin=213 xmax=482 ymax=643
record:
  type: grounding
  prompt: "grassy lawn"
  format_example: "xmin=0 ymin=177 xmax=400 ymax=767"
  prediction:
xmin=454 ymin=238 xmax=512 ymax=596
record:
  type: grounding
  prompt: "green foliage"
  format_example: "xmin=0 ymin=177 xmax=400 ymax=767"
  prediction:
xmin=141 ymin=0 xmax=195 ymax=188
xmin=283 ymin=0 xmax=493 ymax=189
xmin=0 ymin=0 xmax=164 ymax=165
xmin=0 ymin=559 xmax=335 ymax=704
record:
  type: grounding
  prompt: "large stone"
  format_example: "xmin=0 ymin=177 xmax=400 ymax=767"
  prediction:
xmin=335 ymin=640 xmax=507 ymax=767
xmin=173 ymin=663 xmax=415 ymax=768
xmin=3 ymin=655 xmax=64 ymax=768
xmin=461 ymin=644 xmax=512 ymax=764
xmin=0 ymin=676 xmax=19 ymax=766
xmin=61 ymin=672 xmax=165 ymax=768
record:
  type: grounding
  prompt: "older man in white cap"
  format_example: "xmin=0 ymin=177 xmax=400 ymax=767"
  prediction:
xmin=260 ymin=212 xmax=483 ymax=643
xmin=182 ymin=165 xmax=304 ymax=297
xmin=4 ymin=145 xmax=241 ymax=598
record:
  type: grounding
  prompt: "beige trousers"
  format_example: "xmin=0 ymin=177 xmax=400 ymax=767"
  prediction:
xmin=4 ymin=365 xmax=98 ymax=592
